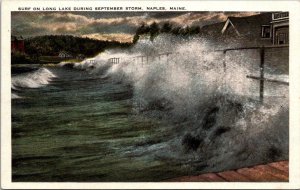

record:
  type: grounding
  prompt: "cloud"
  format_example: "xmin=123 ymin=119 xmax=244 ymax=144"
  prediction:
xmin=82 ymin=33 xmax=133 ymax=43
xmin=167 ymin=12 xmax=259 ymax=27
xmin=11 ymin=11 xmax=259 ymax=40
xmin=11 ymin=12 xmax=146 ymax=36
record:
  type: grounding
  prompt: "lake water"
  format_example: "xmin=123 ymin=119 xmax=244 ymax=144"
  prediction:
xmin=12 ymin=66 xmax=191 ymax=182
xmin=11 ymin=37 xmax=289 ymax=182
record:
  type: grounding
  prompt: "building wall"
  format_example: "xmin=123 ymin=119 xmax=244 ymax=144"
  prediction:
xmin=17 ymin=41 xmax=25 ymax=52
xmin=207 ymin=18 xmax=289 ymax=48
xmin=11 ymin=40 xmax=25 ymax=53
xmin=274 ymin=26 xmax=289 ymax=45
xmin=264 ymin=46 xmax=289 ymax=75
xmin=223 ymin=46 xmax=288 ymax=99
xmin=272 ymin=20 xmax=289 ymax=45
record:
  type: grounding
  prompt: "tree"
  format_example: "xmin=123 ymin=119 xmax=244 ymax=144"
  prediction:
xmin=149 ymin=22 xmax=160 ymax=41
xmin=160 ymin=22 xmax=173 ymax=33
xmin=189 ymin=25 xmax=201 ymax=35
xmin=136 ymin=23 xmax=150 ymax=35
xmin=133 ymin=34 xmax=140 ymax=44
xmin=179 ymin=26 xmax=189 ymax=36
xmin=171 ymin=26 xmax=181 ymax=35
xmin=24 ymin=35 xmax=132 ymax=59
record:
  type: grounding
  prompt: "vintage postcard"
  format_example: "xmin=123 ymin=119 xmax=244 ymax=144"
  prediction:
xmin=1 ymin=0 xmax=300 ymax=189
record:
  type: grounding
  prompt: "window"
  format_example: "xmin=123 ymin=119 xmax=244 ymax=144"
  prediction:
xmin=273 ymin=12 xmax=289 ymax=21
xmin=261 ymin=25 xmax=271 ymax=38
xmin=276 ymin=33 xmax=288 ymax=45
xmin=274 ymin=26 xmax=289 ymax=45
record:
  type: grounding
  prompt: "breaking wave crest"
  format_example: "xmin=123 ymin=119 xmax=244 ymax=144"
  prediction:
xmin=12 ymin=68 xmax=57 ymax=90
xmin=52 ymin=34 xmax=289 ymax=173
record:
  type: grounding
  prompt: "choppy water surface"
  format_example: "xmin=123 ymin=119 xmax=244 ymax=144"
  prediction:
xmin=12 ymin=35 xmax=289 ymax=182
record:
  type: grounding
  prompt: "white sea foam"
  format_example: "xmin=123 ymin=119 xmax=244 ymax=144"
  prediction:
xmin=76 ymin=34 xmax=288 ymax=117
xmin=62 ymin=34 xmax=289 ymax=170
xmin=12 ymin=93 xmax=22 ymax=99
xmin=12 ymin=68 xmax=57 ymax=89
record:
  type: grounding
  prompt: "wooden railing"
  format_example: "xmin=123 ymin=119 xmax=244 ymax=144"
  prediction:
xmin=216 ymin=45 xmax=289 ymax=103
xmin=108 ymin=57 xmax=120 ymax=64
xmin=220 ymin=45 xmax=289 ymax=103
xmin=106 ymin=45 xmax=289 ymax=103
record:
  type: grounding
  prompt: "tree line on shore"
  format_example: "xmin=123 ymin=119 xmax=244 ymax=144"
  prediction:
xmin=133 ymin=22 xmax=201 ymax=43
xmin=12 ymin=22 xmax=202 ymax=64
xmin=12 ymin=35 xmax=131 ymax=64
xmin=25 ymin=35 xmax=131 ymax=57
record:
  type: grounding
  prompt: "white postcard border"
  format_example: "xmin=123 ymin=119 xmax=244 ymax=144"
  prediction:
xmin=1 ymin=0 xmax=300 ymax=189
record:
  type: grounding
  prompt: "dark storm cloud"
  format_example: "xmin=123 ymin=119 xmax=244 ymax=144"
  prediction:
xmin=13 ymin=24 xmax=49 ymax=37
xmin=11 ymin=11 xmax=258 ymax=42
xmin=82 ymin=22 xmax=137 ymax=34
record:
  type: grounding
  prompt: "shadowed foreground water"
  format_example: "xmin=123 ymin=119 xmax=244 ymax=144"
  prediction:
xmin=12 ymin=57 xmax=288 ymax=182
xmin=12 ymin=67 xmax=186 ymax=182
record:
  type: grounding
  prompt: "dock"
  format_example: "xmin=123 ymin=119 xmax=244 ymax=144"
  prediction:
xmin=167 ymin=160 xmax=288 ymax=182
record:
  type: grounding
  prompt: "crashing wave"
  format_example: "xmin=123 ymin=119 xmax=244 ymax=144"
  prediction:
xmin=12 ymin=67 xmax=57 ymax=89
xmin=82 ymin=34 xmax=288 ymax=170
xmin=12 ymin=93 xmax=22 ymax=99
xmin=32 ymin=34 xmax=288 ymax=172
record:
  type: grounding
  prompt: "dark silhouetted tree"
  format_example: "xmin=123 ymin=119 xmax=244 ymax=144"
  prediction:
xmin=133 ymin=34 xmax=140 ymax=44
xmin=136 ymin=23 xmax=150 ymax=35
xmin=160 ymin=22 xmax=173 ymax=33
xmin=171 ymin=26 xmax=181 ymax=35
xmin=189 ymin=25 xmax=201 ymax=35
xmin=24 ymin=35 xmax=131 ymax=58
xmin=149 ymin=22 xmax=160 ymax=41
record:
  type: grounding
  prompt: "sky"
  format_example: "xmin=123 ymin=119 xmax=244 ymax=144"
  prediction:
xmin=11 ymin=12 xmax=258 ymax=43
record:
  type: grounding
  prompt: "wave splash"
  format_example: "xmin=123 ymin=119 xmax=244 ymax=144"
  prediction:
xmin=12 ymin=68 xmax=57 ymax=99
xmin=68 ymin=34 xmax=289 ymax=173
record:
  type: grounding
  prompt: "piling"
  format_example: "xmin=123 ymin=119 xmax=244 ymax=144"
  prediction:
xmin=259 ymin=46 xmax=265 ymax=103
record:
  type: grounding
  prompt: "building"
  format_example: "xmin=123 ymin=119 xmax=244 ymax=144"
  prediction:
xmin=58 ymin=51 xmax=73 ymax=59
xmin=221 ymin=13 xmax=273 ymax=46
xmin=271 ymin=12 xmax=289 ymax=45
xmin=201 ymin=12 xmax=289 ymax=47
xmin=11 ymin=36 xmax=25 ymax=53
xmin=76 ymin=54 xmax=85 ymax=60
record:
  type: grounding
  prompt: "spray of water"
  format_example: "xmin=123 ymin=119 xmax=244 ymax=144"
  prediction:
xmin=69 ymin=34 xmax=288 ymax=173
xmin=12 ymin=68 xmax=57 ymax=89
xmin=12 ymin=34 xmax=287 ymax=174
xmin=11 ymin=68 xmax=57 ymax=99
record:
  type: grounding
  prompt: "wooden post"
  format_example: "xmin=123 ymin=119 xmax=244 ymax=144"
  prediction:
xmin=166 ymin=53 xmax=171 ymax=64
xmin=167 ymin=54 xmax=169 ymax=64
xmin=259 ymin=46 xmax=265 ymax=103
xmin=223 ymin=50 xmax=226 ymax=72
xmin=223 ymin=50 xmax=227 ymax=95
